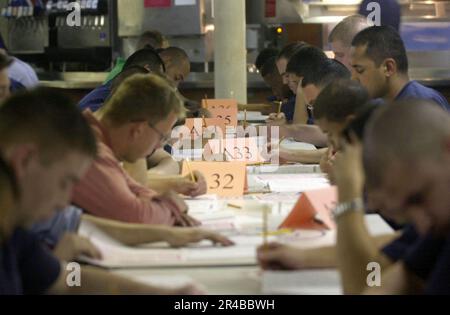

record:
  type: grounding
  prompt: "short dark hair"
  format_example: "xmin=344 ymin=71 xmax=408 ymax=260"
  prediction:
xmin=137 ymin=30 xmax=165 ymax=50
xmin=342 ymin=101 xmax=380 ymax=142
xmin=286 ymin=46 xmax=328 ymax=77
xmin=124 ymin=48 xmax=166 ymax=73
xmin=352 ymin=26 xmax=408 ymax=73
xmin=310 ymin=59 xmax=350 ymax=88
xmin=0 ymin=88 xmax=97 ymax=162
xmin=255 ymin=48 xmax=279 ymax=71
xmin=0 ymin=53 xmax=12 ymax=71
xmin=276 ymin=42 xmax=307 ymax=61
xmin=110 ymin=65 xmax=151 ymax=96
xmin=260 ymin=56 xmax=279 ymax=77
xmin=287 ymin=47 xmax=350 ymax=88
xmin=314 ymin=79 xmax=369 ymax=122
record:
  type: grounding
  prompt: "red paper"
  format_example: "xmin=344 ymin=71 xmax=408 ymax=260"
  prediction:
xmin=279 ymin=186 xmax=337 ymax=230
xmin=265 ymin=0 xmax=276 ymax=18
xmin=144 ymin=0 xmax=171 ymax=8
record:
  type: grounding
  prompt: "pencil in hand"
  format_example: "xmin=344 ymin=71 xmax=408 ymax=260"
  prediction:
xmin=185 ymin=158 xmax=196 ymax=182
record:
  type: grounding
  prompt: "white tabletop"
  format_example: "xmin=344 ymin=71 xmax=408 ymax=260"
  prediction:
xmin=111 ymin=214 xmax=392 ymax=295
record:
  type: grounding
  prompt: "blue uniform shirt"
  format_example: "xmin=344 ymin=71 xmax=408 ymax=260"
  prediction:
xmin=395 ymin=81 xmax=450 ymax=111
xmin=78 ymin=81 xmax=112 ymax=112
xmin=403 ymin=230 xmax=450 ymax=294
xmin=9 ymin=78 xmax=25 ymax=93
xmin=0 ymin=228 xmax=61 ymax=295
xmin=382 ymin=225 xmax=420 ymax=261
xmin=30 ymin=206 xmax=83 ymax=248
xmin=282 ymin=96 xmax=296 ymax=123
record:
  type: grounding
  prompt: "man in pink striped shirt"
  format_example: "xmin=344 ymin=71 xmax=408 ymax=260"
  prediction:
xmin=72 ymin=73 xmax=197 ymax=226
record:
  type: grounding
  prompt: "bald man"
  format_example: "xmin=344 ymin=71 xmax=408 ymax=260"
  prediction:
xmin=361 ymin=100 xmax=450 ymax=294
xmin=328 ymin=15 xmax=372 ymax=70
xmin=159 ymin=47 xmax=191 ymax=88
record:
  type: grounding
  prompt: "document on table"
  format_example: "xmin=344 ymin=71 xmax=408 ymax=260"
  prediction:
xmin=262 ymin=270 xmax=342 ymax=295
xmin=77 ymin=220 xmax=265 ymax=268
xmin=247 ymin=164 xmax=322 ymax=175
xmin=255 ymin=174 xmax=330 ymax=193
xmin=172 ymin=148 xmax=204 ymax=161
xmin=131 ymin=274 xmax=196 ymax=289
xmin=184 ymin=196 xmax=239 ymax=232
xmin=237 ymin=111 xmax=269 ymax=121
xmin=279 ymin=139 xmax=317 ymax=151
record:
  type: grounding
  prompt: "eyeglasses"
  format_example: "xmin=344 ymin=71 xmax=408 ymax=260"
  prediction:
xmin=148 ymin=122 xmax=171 ymax=145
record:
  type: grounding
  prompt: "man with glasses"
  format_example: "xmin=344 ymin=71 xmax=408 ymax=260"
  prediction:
xmin=72 ymin=73 xmax=200 ymax=226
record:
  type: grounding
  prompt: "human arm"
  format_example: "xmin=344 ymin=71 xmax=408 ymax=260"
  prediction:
xmin=81 ymin=213 xmax=233 ymax=247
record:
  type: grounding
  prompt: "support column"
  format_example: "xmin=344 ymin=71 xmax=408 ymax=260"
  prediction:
xmin=213 ymin=0 xmax=247 ymax=104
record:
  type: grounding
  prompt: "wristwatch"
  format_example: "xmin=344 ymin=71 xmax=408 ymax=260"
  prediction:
xmin=332 ymin=198 xmax=364 ymax=219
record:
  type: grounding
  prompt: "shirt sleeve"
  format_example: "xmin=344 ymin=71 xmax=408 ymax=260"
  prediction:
xmin=72 ymin=143 xmax=177 ymax=225
xmin=29 ymin=206 xmax=83 ymax=248
xmin=16 ymin=229 xmax=61 ymax=295
xmin=402 ymin=233 xmax=446 ymax=281
xmin=422 ymin=236 xmax=450 ymax=294
xmin=382 ymin=225 xmax=420 ymax=261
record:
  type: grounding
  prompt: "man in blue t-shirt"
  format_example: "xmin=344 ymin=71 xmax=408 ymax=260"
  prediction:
xmin=258 ymin=55 xmax=295 ymax=122
xmin=78 ymin=48 xmax=165 ymax=112
xmin=351 ymin=26 xmax=450 ymax=111
xmin=362 ymin=99 xmax=450 ymax=294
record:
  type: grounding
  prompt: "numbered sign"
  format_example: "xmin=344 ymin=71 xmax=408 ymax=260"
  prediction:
xmin=184 ymin=118 xmax=226 ymax=140
xmin=181 ymin=161 xmax=247 ymax=197
xmin=205 ymin=137 xmax=267 ymax=164
xmin=201 ymin=99 xmax=238 ymax=127
xmin=280 ymin=186 xmax=337 ymax=230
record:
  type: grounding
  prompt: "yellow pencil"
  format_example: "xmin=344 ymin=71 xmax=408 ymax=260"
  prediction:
xmin=185 ymin=158 xmax=196 ymax=182
xmin=204 ymin=94 xmax=209 ymax=109
xmin=277 ymin=101 xmax=282 ymax=116
xmin=202 ymin=115 xmax=207 ymax=128
xmin=227 ymin=203 xmax=242 ymax=209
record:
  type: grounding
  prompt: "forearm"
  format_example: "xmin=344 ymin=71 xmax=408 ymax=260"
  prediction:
xmin=82 ymin=214 xmax=171 ymax=246
xmin=147 ymin=150 xmax=180 ymax=175
xmin=282 ymin=148 xmax=327 ymax=164
xmin=296 ymin=233 xmax=396 ymax=270
xmin=281 ymin=124 xmax=327 ymax=147
xmin=363 ymin=263 xmax=424 ymax=295
xmin=336 ymin=211 xmax=393 ymax=294
xmin=52 ymin=265 xmax=174 ymax=294
xmin=122 ymin=159 xmax=148 ymax=186
xmin=292 ymin=97 xmax=309 ymax=125
xmin=147 ymin=175 xmax=180 ymax=193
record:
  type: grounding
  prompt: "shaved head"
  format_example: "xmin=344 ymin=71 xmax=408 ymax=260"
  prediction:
xmin=364 ymin=100 xmax=450 ymax=190
xmin=159 ymin=47 xmax=190 ymax=87
xmin=363 ymin=100 xmax=450 ymax=235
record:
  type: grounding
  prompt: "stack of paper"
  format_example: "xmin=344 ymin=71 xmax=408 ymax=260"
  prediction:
xmin=262 ymin=270 xmax=341 ymax=295
xmin=255 ymin=174 xmax=330 ymax=193
xmin=237 ymin=111 xmax=269 ymax=122
xmin=280 ymin=139 xmax=317 ymax=151
xmin=185 ymin=196 xmax=238 ymax=232
xmin=77 ymin=221 xmax=266 ymax=268
xmin=247 ymin=164 xmax=322 ymax=175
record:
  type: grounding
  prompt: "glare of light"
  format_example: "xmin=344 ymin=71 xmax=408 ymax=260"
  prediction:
xmin=205 ymin=24 xmax=215 ymax=32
